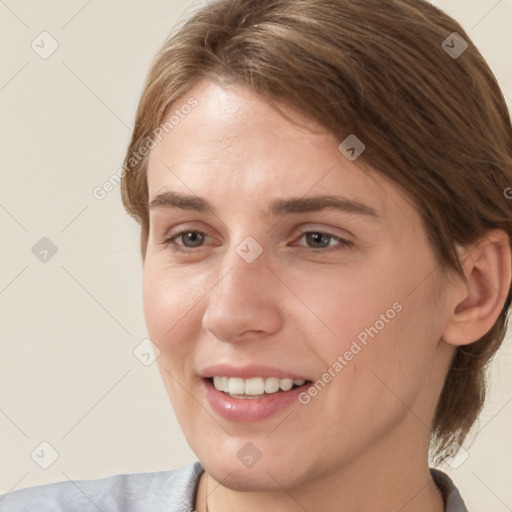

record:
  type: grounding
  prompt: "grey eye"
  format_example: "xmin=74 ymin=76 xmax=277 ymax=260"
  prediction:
xmin=304 ymin=232 xmax=333 ymax=248
xmin=179 ymin=231 xmax=205 ymax=247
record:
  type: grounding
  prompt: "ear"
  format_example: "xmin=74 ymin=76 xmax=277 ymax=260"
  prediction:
xmin=442 ymin=229 xmax=511 ymax=346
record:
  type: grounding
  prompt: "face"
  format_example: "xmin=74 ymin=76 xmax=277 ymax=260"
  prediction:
xmin=143 ymin=80 xmax=453 ymax=491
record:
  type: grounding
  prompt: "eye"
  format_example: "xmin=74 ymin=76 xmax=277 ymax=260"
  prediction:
xmin=296 ymin=231 xmax=353 ymax=251
xmin=161 ymin=229 xmax=353 ymax=254
xmin=163 ymin=230 xmax=211 ymax=253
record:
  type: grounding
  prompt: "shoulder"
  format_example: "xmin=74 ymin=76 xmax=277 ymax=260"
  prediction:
xmin=430 ymin=468 xmax=469 ymax=512
xmin=0 ymin=461 xmax=203 ymax=512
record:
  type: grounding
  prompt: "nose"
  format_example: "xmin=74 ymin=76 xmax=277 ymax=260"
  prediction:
xmin=201 ymin=245 xmax=283 ymax=343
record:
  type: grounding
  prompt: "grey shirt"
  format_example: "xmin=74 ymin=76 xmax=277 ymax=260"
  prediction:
xmin=0 ymin=462 xmax=468 ymax=511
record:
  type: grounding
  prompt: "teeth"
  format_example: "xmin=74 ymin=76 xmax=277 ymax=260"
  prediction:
xmin=213 ymin=376 xmax=228 ymax=393
xmin=245 ymin=377 xmax=265 ymax=395
xmin=212 ymin=376 xmax=307 ymax=395
xmin=280 ymin=378 xmax=293 ymax=391
xmin=264 ymin=377 xmax=280 ymax=393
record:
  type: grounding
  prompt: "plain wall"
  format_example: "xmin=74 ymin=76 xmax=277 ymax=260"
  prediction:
xmin=1 ymin=0 xmax=511 ymax=510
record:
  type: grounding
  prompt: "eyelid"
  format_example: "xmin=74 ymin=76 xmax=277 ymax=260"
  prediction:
xmin=295 ymin=230 xmax=344 ymax=243
xmin=292 ymin=230 xmax=353 ymax=252
xmin=162 ymin=227 xmax=213 ymax=247
xmin=161 ymin=221 xmax=213 ymax=240
xmin=292 ymin=223 xmax=354 ymax=241
xmin=161 ymin=230 xmax=353 ymax=257
xmin=163 ymin=223 xmax=350 ymax=240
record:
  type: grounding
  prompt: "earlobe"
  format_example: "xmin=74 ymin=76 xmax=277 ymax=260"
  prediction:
xmin=443 ymin=230 xmax=511 ymax=347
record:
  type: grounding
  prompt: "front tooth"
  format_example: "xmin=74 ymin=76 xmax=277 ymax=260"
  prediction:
xmin=220 ymin=377 xmax=229 ymax=392
xmin=213 ymin=376 xmax=223 ymax=391
xmin=280 ymin=378 xmax=293 ymax=391
xmin=245 ymin=377 xmax=265 ymax=395
xmin=264 ymin=377 xmax=280 ymax=393
xmin=228 ymin=377 xmax=245 ymax=395
xmin=293 ymin=379 xmax=305 ymax=386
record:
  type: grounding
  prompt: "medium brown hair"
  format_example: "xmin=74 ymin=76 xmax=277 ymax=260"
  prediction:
xmin=121 ymin=0 xmax=512 ymax=461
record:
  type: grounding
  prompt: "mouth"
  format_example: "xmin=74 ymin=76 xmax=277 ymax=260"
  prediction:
xmin=201 ymin=375 xmax=313 ymax=422
xmin=207 ymin=376 xmax=312 ymax=399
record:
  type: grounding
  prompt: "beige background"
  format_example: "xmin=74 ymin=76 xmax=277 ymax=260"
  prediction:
xmin=0 ymin=0 xmax=511 ymax=510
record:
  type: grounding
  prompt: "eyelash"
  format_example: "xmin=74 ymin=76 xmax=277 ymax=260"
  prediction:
xmin=162 ymin=230 xmax=353 ymax=254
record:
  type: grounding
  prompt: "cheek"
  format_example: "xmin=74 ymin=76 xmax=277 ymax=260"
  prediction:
xmin=142 ymin=258 xmax=206 ymax=351
xmin=290 ymin=251 xmax=441 ymax=396
xmin=142 ymin=260 xmax=207 ymax=419
xmin=288 ymin=259 xmax=402 ymax=345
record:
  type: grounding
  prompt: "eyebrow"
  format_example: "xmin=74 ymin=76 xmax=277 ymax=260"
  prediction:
xmin=149 ymin=191 xmax=380 ymax=219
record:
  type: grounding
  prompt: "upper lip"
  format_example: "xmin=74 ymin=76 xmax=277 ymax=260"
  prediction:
xmin=199 ymin=363 xmax=311 ymax=381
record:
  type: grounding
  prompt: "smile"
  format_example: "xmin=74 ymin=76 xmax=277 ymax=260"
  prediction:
xmin=202 ymin=376 xmax=312 ymax=422
xmin=212 ymin=376 xmax=307 ymax=398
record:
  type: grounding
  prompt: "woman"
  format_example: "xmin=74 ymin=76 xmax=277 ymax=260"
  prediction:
xmin=2 ymin=0 xmax=511 ymax=510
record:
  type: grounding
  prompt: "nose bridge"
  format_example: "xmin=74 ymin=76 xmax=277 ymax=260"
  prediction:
xmin=216 ymin=231 xmax=269 ymax=293
xmin=202 ymin=239 xmax=281 ymax=342
xmin=212 ymin=239 xmax=269 ymax=311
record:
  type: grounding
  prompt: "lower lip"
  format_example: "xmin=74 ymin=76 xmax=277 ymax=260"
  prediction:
xmin=202 ymin=378 xmax=308 ymax=422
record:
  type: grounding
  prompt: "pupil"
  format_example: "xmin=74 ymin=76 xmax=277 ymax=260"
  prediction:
xmin=307 ymin=232 xmax=329 ymax=248
xmin=183 ymin=232 xmax=203 ymax=247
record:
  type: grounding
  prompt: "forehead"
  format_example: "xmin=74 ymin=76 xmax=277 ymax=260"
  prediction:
xmin=146 ymin=80 xmax=417 ymax=227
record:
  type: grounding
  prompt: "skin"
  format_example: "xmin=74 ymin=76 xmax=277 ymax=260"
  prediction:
xmin=143 ymin=79 xmax=511 ymax=512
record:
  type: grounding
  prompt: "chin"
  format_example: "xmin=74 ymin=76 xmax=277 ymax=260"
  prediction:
xmin=206 ymin=461 xmax=299 ymax=492
xmin=199 ymin=445 xmax=317 ymax=493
